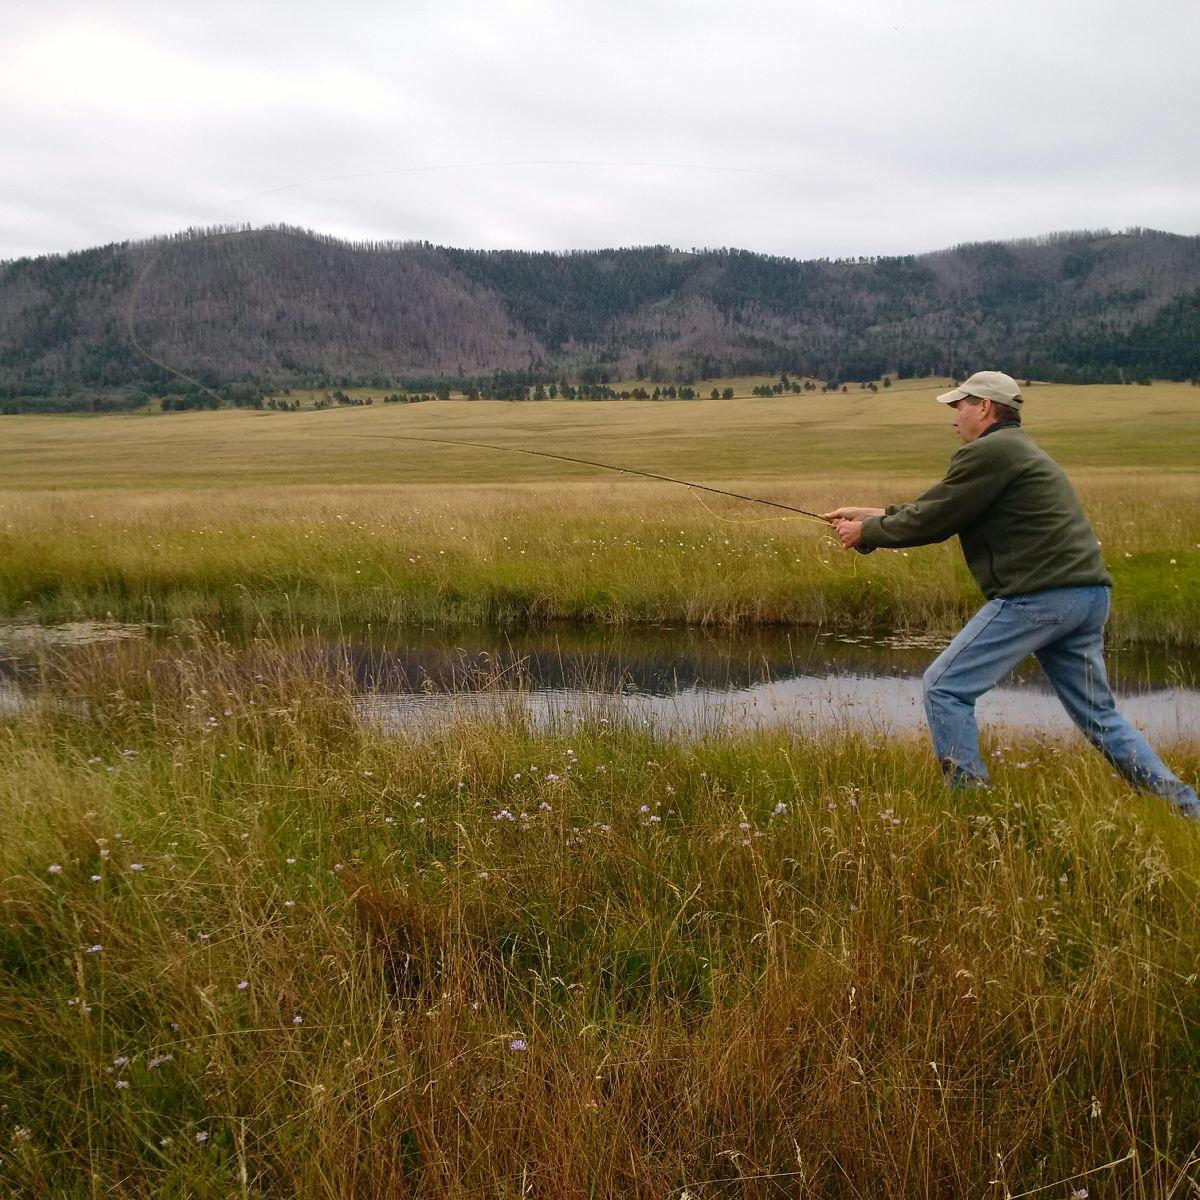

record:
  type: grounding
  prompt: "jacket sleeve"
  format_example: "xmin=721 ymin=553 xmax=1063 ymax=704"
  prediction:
xmin=859 ymin=444 xmax=1006 ymax=549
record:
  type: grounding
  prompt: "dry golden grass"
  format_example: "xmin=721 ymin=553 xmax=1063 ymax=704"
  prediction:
xmin=1 ymin=467 xmax=1197 ymax=639
xmin=2 ymin=378 xmax=1198 ymax=488
xmin=1 ymin=631 xmax=1197 ymax=1196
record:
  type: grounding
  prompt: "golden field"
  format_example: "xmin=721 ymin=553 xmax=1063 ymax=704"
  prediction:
xmin=1 ymin=380 xmax=1197 ymax=638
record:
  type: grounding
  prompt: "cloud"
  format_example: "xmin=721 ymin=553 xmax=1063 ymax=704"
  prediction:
xmin=2 ymin=0 xmax=1197 ymax=261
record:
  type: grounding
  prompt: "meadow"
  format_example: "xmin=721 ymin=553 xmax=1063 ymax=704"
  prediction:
xmin=2 ymin=632 xmax=1198 ymax=1197
xmin=1 ymin=379 xmax=1198 ymax=640
xmin=2 ymin=379 xmax=1199 ymax=1197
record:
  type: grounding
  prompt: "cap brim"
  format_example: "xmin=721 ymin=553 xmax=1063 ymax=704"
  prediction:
xmin=936 ymin=387 xmax=970 ymax=405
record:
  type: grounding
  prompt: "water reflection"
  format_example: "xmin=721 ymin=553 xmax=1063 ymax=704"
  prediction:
xmin=1 ymin=620 xmax=1197 ymax=741
xmin=342 ymin=626 xmax=1199 ymax=741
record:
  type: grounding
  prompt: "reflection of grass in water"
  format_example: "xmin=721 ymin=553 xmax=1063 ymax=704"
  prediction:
xmin=2 ymin=631 xmax=1198 ymax=1195
xmin=0 ymin=618 xmax=146 ymax=647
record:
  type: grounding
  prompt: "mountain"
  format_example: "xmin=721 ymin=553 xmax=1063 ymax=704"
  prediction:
xmin=1 ymin=224 xmax=1198 ymax=400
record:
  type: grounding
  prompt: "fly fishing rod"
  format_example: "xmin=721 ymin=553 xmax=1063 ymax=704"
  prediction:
xmin=125 ymin=226 xmax=844 ymax=530
xmin=336 ymin=433 xmax=833 ymax=526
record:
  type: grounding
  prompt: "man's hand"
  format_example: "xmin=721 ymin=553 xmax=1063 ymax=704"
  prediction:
xmin=832 ymin=519 xmax=864 ymax=550
xmin=823 ymin=506 xmax=885 ymax=523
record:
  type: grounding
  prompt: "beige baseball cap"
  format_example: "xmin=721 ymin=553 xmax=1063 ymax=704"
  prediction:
xmin=937 ymin=370 xmax=1022 ymax=411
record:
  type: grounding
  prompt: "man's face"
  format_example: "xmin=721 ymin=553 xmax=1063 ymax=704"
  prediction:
xmin=950 ymin=397 xmax=994 ymax=443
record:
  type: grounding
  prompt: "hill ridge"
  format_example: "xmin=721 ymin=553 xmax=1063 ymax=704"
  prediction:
xmin=1 ymin=225 xmax=1197 ymax=396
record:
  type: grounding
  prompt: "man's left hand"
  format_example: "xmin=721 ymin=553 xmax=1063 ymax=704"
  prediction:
xmin=833 ymin=519 xmax=863 ymax=549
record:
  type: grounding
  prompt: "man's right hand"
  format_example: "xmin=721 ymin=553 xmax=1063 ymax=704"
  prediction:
xmin=822 ymin=506 xmax=886 ymax=524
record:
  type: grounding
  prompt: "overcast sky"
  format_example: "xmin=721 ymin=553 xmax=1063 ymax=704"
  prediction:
xmin=3 ymin=0 xmax=1198 ymax=263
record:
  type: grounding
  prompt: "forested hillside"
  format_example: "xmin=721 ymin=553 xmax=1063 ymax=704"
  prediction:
xmin=1 ymin=225 xmax=1198 ymax=405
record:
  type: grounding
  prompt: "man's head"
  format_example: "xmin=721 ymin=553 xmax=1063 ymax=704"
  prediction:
xmin=937 ymin=371 xmax=1022 ymax=444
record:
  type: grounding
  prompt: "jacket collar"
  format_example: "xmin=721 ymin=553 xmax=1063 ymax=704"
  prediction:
xmin=978 ymin=417 xmax=1022 ymax=440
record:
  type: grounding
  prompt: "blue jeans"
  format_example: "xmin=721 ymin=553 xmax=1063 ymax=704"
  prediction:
xmin=923 ymin=585 xmax=1199 ymax=812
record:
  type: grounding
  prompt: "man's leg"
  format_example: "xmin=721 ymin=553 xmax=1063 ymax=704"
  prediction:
xmin=922 ymin=596 xmax=1063 ymax=788
xmin=1034 ymin=587 xmax=1200 ymax=813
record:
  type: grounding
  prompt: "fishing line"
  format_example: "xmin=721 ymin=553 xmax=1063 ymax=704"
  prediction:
xmin=333 ymin=430 xmax=863 ymax=577
xmin=115 ymin=207 xmax=1071 ymax=573
xmin=685 ymin=486 xmax=800 ymax=525
xmin=333 ymin=431 xmax=832 ymax=525
xmin=118 ymin=161 xmax=916 ymax=557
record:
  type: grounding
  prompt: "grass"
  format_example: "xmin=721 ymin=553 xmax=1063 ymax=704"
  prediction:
xmin=1 ymin=472 xmax=1197 ymax=641
xmin=3 ymin=377 xmax=1198 ymax=1192
xmin=2 ymin=631 xmax=1198 ymax=1196
xmin=3 ymin=379 xmax=1200 ymax=489
xmin=1 ymin=379 xmax=1198 ymax=639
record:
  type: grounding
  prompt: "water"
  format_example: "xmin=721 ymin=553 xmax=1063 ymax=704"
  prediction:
xmin=2 ymin=618 xmax=1197 ymax=742
xmin=344 ymin=624 xmax=1200 ymax=741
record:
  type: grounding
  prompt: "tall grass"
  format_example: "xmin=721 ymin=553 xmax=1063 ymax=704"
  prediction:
xmin=2 ymin=472 xmax=1198 ymax=640
xmin=2 ymin=631 xmax=1198 ymax=1196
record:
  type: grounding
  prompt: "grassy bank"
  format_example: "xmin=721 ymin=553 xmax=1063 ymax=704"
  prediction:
xmin=2 ymin=473 xmax=1198 ymax=641
xmin=2 ymin=634 xmax=1198 ymax=1196
xmin=1 ymin=380 xmax=1197 ymax=639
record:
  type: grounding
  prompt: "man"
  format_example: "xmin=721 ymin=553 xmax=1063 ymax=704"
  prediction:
xmin=824 ymin=370 xmax=1199 ymax=818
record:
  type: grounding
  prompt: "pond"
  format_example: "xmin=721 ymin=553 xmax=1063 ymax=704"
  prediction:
xmin=2 ymin=619 xmax=1197 ymax=742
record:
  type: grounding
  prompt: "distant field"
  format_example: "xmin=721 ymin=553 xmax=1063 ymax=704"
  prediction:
xmin=4 ymin=378 xmax=1200 ymax=487
xmin=1 ymin=379 xmax=1197 ymax=637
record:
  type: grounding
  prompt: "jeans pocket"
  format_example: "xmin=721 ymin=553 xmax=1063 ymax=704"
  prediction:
xmin=1009 ymin=593 xmax=1072 ymax=627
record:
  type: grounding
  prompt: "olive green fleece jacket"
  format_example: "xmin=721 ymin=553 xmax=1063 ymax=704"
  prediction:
xmin=858 ymin=425 xmax=1113 ymax=599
